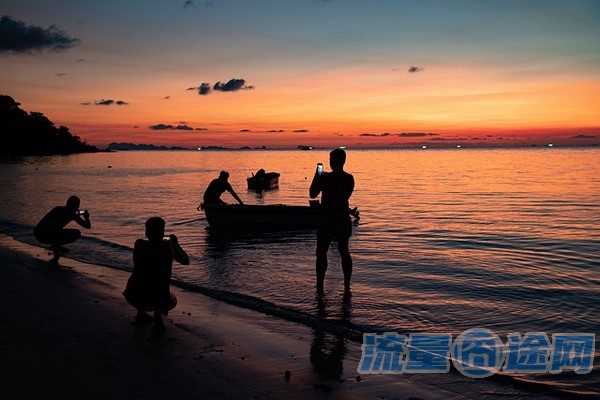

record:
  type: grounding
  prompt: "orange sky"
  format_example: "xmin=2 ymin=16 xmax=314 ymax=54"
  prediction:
xmin=2 ymin=1 xmax=600 ymax=148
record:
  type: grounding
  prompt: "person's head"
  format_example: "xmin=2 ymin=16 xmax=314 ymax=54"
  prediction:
xmin=145 ymin=217 xmax=165 ymax=243
xmin=218 ymin=170 xmax=230 ymax=181
xmin=65 ymin=195 xmax=80 ymax=212
xmin=329 ymin=148 xmax=347 ymax=172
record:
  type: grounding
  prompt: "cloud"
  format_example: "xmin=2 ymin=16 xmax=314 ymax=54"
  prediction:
xmin=199 ymin=82 xmax=211 ymax=95
xmin=214 ymin=79 xmax=253 ymax=92
xmin=92 ymin=99 xmax=128 ymax=106
xmin=396 ymin=132 xmax=437 ymax=137
xmin=266 ymin=129 xmax=285 ymax=133
xmin=76 ymin=58 xmax=85 ymax=63
xmin=163 ymin=96 xmax=170 ymax=100
xmin=0 ymin=16 xmax=79 ymax=53
xmin=149 ymin=123 xmax=194 ymax=131
xmin=571 ymin=134 xmax=597 ymax=139
xmin=188 ymin=79 xmax=254 ymax=95
xmin=240 ymin=129 xmax=251 ymax=132
xmin=360 ymin=132 xmax=438 ymax=138
xmin=183 ymin=0 xmax=214 ymax=8
xmin=360 ymin=132 xmax=391 ymax=137
xmin=195 ymin=127 xmax=208 ymax=131
xmin=56 ymin=72 xmax=68 ymax=77
xmin=408 ymin=66 xmax=424 ymax=73
xmin=80 ymin=102 xmax=91 ymax=106
xmin=293 ymin=129 xmax=309 ymax=133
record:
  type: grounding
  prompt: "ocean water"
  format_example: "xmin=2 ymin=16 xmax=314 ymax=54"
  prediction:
xmin=1 ymin=148 xmax=599 ymax=394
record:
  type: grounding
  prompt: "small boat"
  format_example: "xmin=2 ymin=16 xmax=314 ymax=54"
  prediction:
xmin=247 ymin=169 xmax=280 ymax=191
xmin=202 ymin=203 xmax=360 ymax=231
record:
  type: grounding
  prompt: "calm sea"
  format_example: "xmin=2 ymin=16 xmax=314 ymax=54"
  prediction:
xmin=1 ymin=148 xmax=599 ymax=394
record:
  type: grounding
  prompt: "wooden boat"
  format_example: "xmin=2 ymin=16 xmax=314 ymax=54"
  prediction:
xmin=203 ymin=204 xmax=321 ymax=230
xmin=202 ymin=203 xmax=359 ymax=231
xmin=247 ymin=170 xmax=280 ymax=191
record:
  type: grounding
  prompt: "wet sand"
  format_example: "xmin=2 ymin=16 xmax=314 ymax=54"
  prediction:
xmin=0 ymin=234 xmax=561 ymax=400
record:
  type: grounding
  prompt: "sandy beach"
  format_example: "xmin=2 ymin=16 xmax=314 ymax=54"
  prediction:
xmin=0 ymin=233 xmax=569 ymax=400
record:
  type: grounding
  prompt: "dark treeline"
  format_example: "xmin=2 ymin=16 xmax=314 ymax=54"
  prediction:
xmin=1 ymin=95 xmax=98 ymax=156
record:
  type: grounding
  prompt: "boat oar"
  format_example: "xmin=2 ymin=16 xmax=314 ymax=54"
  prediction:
xmin=171 ymin=216 xmax=204 ymax=226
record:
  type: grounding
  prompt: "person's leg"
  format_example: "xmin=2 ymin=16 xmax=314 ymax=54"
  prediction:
xmin=48 ymin=229 xmax=81 ymax=265
xmin=153 ymin=311 xmax=166 ymax=333
xmin=337 ymin=237 xmax=353 ymax=292
xmin=134 ymin=309 xmax=153 ymax=324
xmin=316 ymin=230 xmax=331 ymax=292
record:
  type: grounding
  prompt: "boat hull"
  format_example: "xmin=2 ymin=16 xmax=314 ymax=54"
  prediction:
xmin=203 ymin=204 xmax=323 ymax=230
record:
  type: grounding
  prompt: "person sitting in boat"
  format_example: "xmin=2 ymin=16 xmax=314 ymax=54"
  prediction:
xmin=310 ymin=148 xmax=355 ymax=293
xmin=123 ymin=217 xmax=189 ymax=333
xmin=33 ymin=195 xmax=91 ymax=267
xmin=201 ymin=170 xmax=244 ymax=207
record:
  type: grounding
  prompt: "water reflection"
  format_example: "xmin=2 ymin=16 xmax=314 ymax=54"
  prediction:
xmin=310 ymin=292 xmax=351 ymax=381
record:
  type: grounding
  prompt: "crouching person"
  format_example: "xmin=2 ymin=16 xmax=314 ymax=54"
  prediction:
xmin=124 ymin=217 xmax=189 ymax=333
xmin=34 ymin=195 xmax=91 ymax=267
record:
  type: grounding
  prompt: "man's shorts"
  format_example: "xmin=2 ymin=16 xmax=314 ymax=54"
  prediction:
xmin=317 ymin=216 xmax=352 ymax=243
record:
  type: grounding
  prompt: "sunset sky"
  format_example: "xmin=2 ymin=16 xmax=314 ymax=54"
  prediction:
xmin=1 ymin=0 xmax=600 ymax=148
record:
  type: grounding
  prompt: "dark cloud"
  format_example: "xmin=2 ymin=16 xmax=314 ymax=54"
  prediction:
xmin=76 ymin=58 xmax=85 ymax=63
xmin=163 ymin=96 xmax=170 ymax=100
xmin=571 ymin=134 xmax=597 ymax=139
xmin=195 ymin=127 xmax=208 ymax=131
xmin=199 ymin=82 xmax=211 ymax=95
xmin=266 ymin=129 xmax=285 ymax=133
xmin=56 ymin=72 xmax=68 ymax=77
xmin=183 ymin=0 xmax=214 ymax=8
xmin=92 ymin=99 xmax=128 ymax=106
xmin=240 ymin=129 xmax=251 ymax=132
xmin=80 ymin=102 xmax=91 ymax=106
xmin=396 ymin=132 xmax=437 ymax=137
xmin=293 ymin=129 xmax=309 ymax=133
xmin=360 ymin=132 xmax=438 ymax=138
xmin=115 ymin=100 xmax=128 ymax=105
xmin=149 ymin=123 xmax=194 ymax=131
xmin=0 ymin=16 xmax=79 ymax=53
xmin=408 ymin=66 xmax=424 ymax=73
xmin=360 ymin=133 xmax=391 ymax=137
xmin=214 ymin=79 xmax=253 ymax=92
xmin=133 ymin=125 xmax=139 ymax=129
xmin=189 ymin=79 xmax=254 ymax=95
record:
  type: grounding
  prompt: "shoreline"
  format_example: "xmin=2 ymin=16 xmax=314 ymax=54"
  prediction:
xmin=0 ymin=233 xmax=574 ymax=399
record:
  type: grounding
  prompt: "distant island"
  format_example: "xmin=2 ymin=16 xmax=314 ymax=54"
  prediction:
xmin=1 ymin=95 xmax=98 ymax=156
xmin=107 ymin=142 xmax=189 ymax=151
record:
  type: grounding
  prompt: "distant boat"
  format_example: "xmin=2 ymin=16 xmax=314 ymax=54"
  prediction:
xmin=247 ymin=169 xmax=280 ymax=191
xmin=297 ymin=145 xmax=313 ymax=150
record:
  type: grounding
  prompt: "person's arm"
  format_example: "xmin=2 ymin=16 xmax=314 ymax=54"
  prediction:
xmin=227 ymin=183 xmax=244 ymax=205
xmin=132 ymin=239 xmax=144 ymax=273
xmin=169 ymin=235 xmax=190 ymax=265
xmin=73 ymin=210 xmax=91 ymax=229
xmin=309 ymin=170 xmax=323 ymax=199
xmin=345 ymin=175 xmax=355 ymax=200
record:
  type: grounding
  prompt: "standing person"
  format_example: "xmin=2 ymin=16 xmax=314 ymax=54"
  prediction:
xmin=199 ymin=170 xmax=244 ymax=208
xmin=33 ymin=195 xmax=91 ymax=267
xmin=123 ymin=217 xmax=190 ymax=333
xmin=310 ymin=148 xmax=355 ymax=293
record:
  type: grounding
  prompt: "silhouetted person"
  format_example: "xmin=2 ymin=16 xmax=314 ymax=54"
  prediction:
xmin=310 ymin=148 xmax=354 ymax=292
xmin=33 ymin=195 xmax=91 ymax=267
xmin=200 ymin=170 xmax=244 ymax=208
xmin=123 ymin=217 xmax=190 ymax=333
